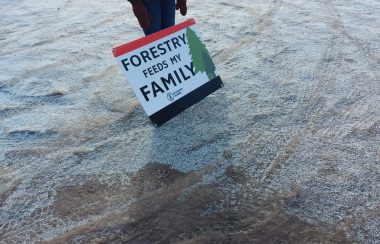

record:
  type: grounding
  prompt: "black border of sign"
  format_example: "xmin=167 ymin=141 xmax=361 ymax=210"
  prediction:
xmin=149 ymin=76 xmax=224 ymax=127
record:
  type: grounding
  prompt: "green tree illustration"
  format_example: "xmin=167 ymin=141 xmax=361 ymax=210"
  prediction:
xmin=202 ymin=49 xmax=216 ymax=80
xmin=186 ymin=27 xmax=217 ymax=80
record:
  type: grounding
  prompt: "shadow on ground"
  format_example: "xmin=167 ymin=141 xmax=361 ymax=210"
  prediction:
xmin=45 ymin=161 xmax=350 ymax=243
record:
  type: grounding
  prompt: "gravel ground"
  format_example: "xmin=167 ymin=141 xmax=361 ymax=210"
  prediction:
xmin=1 ymin=0 xmax=379 ymax=243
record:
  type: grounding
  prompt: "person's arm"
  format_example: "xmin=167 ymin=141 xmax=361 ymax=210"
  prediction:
xmin=128 ymin=0 xmax=151 ymax=29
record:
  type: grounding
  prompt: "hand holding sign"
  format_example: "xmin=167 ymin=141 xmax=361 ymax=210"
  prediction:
xmin=176 ymin=0 xmax=187 ymax=16
xmin=113 ymin=19 xmax=223 ymax=126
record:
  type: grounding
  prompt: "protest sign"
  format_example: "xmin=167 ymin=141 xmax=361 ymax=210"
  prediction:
xmin=113 ymin=19 xmax=223 ymax=126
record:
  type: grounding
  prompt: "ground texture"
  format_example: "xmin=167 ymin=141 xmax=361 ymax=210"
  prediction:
xmin=0 ymin=0 xmax=379 ymax=243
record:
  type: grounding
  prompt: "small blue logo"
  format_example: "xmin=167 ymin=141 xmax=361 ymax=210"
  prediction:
xmin=167 ymin=92 xmax=175 ymax=101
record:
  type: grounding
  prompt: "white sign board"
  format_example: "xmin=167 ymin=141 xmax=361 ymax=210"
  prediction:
xmin=113 ymin=19 xmax=223 ymax=126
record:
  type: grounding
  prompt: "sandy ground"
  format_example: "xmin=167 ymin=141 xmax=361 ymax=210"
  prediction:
xmin=1 ymin=0 xmax=379 ymax=243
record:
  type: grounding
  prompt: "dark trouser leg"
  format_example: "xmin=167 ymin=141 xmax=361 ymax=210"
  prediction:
xmin=143 ymin=0 xmax=162 ymax=36
xmin=161 ymin=0 xmax=175 ymax=29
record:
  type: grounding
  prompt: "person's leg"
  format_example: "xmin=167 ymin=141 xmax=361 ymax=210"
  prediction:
xmin=143 ymin=0 xmax=162 ymax=36
xmin=161 ymin=0 xmax=175 ymax=29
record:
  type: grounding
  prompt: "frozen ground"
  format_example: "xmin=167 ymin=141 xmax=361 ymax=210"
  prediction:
xmin=1 ymin=0 xmax=379 ymax=243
